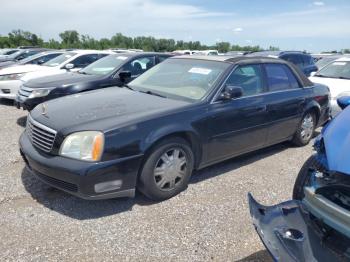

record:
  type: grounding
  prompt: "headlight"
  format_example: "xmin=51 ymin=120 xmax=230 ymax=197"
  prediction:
xmin=59 ymin=131 xmax=104 ymax=161
xmin=28 ymin=88 xmax=55 ymax=98
xmin=0 ymin=73 xmax=24 ymax=81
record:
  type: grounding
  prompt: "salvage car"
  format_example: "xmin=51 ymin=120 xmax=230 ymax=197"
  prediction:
xmin=15 ymin=52 xmax=171 ymax=110
xmin=249 ymin=96 xmax=350 ymax=262
xmin=0 ymin=50 xmax=109 ymax=101
xmin=19 ymin=56 xmax=330 ymax=201
xmin=310 ymin=56 xmax=350 ymax=116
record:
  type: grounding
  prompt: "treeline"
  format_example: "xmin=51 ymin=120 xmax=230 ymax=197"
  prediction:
xmin=0 ymin=29 xmax=280 ymax=53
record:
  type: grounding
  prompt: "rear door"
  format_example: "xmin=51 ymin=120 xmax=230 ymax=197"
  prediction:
xmin=206 ymin=64 xmax=270 ymax=163
xmin=263 ymin=63 xmax=311 ymax=144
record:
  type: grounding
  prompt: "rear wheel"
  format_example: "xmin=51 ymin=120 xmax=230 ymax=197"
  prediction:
xmin=138 ymin=137 xmax=194 ymax=201
xmin=292 ymin=112 xmax=316 ymax=146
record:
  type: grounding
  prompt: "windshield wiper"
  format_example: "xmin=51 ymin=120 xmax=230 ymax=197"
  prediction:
xmin=122 ymin=84 xmax=135 ymax=91
xmin=314 ymin=74 xmax=327 ymax=77
xmin=338 ymin=76 xmax=350 ymax=80
xmin=139 ymin=90 xmax=167 ymax=98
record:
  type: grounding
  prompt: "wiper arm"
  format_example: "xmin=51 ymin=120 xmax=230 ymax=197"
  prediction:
xmin=314 ymin=74 xmax=326 ymax=77
xmin=139 ymin=90 xmax=167 ymax=98
xmin=338 ymin=76 xmax=350 ymax=80
xmin=122 ymin=83 xmax=134 ymax=91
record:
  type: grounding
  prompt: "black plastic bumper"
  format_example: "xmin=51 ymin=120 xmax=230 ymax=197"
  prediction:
xmin=19 ymin=132 xmax=143 ymax=200
xmin=14 ymin=95 xmax=44 ymax=111
xmin=248 ymin=193 xmax=349 ymax=262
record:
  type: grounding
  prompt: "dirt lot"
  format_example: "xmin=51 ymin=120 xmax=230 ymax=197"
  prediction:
xmin=0 ymin=98 xmax=315 ymax=261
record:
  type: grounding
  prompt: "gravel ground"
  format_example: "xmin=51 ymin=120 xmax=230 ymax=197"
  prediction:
xmin=0 ymin=98 xmax=316 ymax=261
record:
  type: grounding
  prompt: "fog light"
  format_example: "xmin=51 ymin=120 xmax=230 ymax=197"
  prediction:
xmin=94 ymin=180 xmax=123 ymax=193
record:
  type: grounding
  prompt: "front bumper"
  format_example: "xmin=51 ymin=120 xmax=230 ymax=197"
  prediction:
xmin=19 ymin=132 xmax=143 ymax=200
xmin=14 ymin=93 xmax=43 ymax=111
xmin=248 ymin=194 xmax=350 ymax=262
xmin=0 ymin=80 xmax=22 ymax=100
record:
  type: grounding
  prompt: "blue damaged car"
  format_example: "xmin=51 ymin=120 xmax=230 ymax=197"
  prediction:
xmin=249 ymin=96 xmax=350 ymax=262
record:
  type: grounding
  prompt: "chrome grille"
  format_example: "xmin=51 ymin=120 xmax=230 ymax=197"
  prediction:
xmin=18 ymin=85 xmax=33 ymax=98
xmin=26 ymin=115 xmax=57 ymax=152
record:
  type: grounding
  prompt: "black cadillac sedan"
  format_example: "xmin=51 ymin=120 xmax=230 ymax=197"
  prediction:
xmin=19 ymin=56 xmax=330 ymax=201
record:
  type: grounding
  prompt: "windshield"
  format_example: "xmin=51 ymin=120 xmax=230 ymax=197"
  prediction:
xmin=128 ymin=58 xmax=230 ymax=102
xmin=43 ymin=52 xmax=76 ymax=67
xmin=19 ymin=52 xmax=46 ymax=64
xmin=80 ymin=55 xmax=127 ymax=75
xmin=317 ymin=61 xmax=350 ymax=79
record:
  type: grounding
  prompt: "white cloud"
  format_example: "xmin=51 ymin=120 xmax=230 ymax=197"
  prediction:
xmin=233 ymin=27 xmax=243 ymax=32
xmin=313 ymin=1 xmax=325 ymax=6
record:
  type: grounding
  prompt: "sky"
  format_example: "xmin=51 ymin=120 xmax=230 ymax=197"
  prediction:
xmin=1 ymin=0 xmax=350 ymax=52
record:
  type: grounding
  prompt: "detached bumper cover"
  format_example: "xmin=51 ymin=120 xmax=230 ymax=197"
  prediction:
xmin=248 ymin=194 xmax=349 ymax=262
xmin=19 ymin=132 xmax=143 ymax=200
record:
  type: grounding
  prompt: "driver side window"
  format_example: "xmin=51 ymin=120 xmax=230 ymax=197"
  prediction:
xmin=225 ymin=65 xmax=264 ymax=97
xmin=120 ymin=56 xmax=155 ymax=77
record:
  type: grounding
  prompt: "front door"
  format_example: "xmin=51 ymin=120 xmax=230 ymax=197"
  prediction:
xmin=206 ymin=64 xmax=270 ymax=163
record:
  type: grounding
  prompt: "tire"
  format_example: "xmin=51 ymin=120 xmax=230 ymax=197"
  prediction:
xmin=138 ymin=137 xmax=194 ymax=201
xmin=292 ymin=112 xmax=316 ymax=146
xmin=292 ymin=155 xmax=324 ymax=200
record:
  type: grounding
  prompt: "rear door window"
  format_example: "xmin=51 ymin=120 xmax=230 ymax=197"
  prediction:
xmin=265 ymin=64 xmax=300 ymax=92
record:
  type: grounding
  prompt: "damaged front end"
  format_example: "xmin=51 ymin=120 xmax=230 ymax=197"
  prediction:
xmin=249 ymin=104 xmax=350 ymax=261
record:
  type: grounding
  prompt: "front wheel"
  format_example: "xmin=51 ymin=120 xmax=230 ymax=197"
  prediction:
xmin=138 ymin=137 xmax=194 ymax=201
xmin=292 ymin=112 xmax=316 ymax=146
xmin=292 ymin=155 xmax=324 ymax=200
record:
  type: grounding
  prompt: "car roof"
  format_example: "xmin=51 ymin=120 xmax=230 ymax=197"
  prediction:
xmin=71 ymin=50 xmax=114 ymax=54
xmin=248 ymin=51 xmax=309 ymax=57
xmin=172 ymin=55 xmax=288 ymax=64
xmin=110 ymin=52 xmax=172 ymax=58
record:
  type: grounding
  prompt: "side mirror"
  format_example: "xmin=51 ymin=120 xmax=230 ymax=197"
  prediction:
xmin=220 ymin=85 xmax=243 ymax=101
xmin=337 ymin=96 xmax=350 ymax=110
xmin=119 ymin=71 xmax=132 ymax=83
xmin=64 ymin=63 xmax=74 ymax=70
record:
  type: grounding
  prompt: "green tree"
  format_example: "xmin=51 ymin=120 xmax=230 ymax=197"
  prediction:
xmin=59 ymin=30 xmax=80 ymax=48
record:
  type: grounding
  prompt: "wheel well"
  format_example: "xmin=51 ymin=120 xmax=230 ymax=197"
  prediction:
xmin=143 ymin=132 xmax=202 ymax=169
xmin=307 ymin=107 xmax=320 ymax=125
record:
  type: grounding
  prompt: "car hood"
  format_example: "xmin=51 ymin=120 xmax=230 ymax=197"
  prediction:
xmin=0 ymin=61 xmax=16 ymax=69
xmin=322 ymin=106 xmax=350 ymax=175
xmin=30 ymin=87 xmax=190 ymax=133
xmin=0 ymin=64 xmax=43 ymax=75
xmin=309 ymin=76 xmax=350 ymax=98
xmin=21 ymin=66 xmax=66 ymax=82
xmin=25 ymin=72 xmax=102 ymax=89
